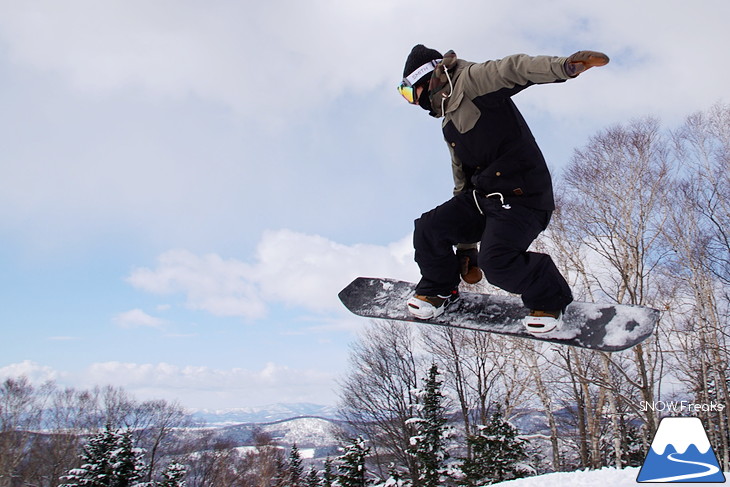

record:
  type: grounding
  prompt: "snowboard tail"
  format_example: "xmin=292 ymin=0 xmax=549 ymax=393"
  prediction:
xmin=338 ymin=277 xmax=659 ymax=352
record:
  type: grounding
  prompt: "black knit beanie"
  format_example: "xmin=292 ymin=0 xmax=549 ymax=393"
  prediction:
xmin=402 ymin=44 xmax=443 ymax=89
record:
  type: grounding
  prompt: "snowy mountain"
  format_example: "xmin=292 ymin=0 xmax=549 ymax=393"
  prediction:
xmin=189 ymin=402 xmax=340 ymax=425
xmin=177 ymin=405 xmax=349 ymax=461
xmin=185 ymin=403 xmax=560 ymax=459
xmin=213 ymin=416 xmax=346 ymax=449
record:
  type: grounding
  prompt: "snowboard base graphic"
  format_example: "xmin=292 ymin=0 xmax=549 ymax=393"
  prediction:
xmin=339 ymin=277 xmax=659 ymax=352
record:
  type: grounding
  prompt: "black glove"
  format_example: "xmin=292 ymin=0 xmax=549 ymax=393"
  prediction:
xmin=456 ymin=247 xmax=483 ymax=284
xmin=565 ymin=51 xmax=609 ymax=77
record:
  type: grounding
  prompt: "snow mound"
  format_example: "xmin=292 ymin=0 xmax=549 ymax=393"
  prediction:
xmin=494 ymin=467 xmax=726 ymax=486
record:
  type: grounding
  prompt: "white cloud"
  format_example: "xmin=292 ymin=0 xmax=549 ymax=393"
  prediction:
xmin=0 ymin=0 xmax=727 ymax=123
xmin=0 ymin=360 xmax=60 ymax=384
xmin=0 ymin=360 xmax=339 ymax=409
xmin=114 ymin=308 xmax=167 ymax=329
xmin=0 ymin=0 xmax=408 ymax=124
xmin=516 ymin=1 xmax=730 ymax=126
xmin=127 ymin=229 xmax=419 ymax=319
xmin=253 ymin=229 xmax=418 ymax=311
xmin=2 ymin=1 xmax=729 ymax=255
xmin=127 ymin=249 xmax=267 ymax=319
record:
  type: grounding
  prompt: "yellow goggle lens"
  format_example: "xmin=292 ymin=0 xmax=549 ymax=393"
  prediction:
xmin=397 ymin=84 xmax=416 ymax=104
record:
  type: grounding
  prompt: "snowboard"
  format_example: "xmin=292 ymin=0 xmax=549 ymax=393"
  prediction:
xmin=338 ymin=277 xmax=659 ymax=352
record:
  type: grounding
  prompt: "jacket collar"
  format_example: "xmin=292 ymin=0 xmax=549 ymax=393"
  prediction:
xmin=427 ymin=50 xmax=459 ymax=118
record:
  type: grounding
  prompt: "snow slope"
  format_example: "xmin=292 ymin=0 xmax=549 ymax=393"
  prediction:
xmin=495 ymin=467 xmax=727 ymax=486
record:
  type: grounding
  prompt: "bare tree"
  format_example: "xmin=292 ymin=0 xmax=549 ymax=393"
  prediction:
xmin=0 ymin=377 xmax=54 ymax=487
xmin=517 ymin=341 xmax=563 ymax=471
xmin=421 ymin=322 xmax=531 ymax=445
xmin=129 ymin=399 xmax=192 ymax=482
xmin=0 ymin=377 xmax=199 ymax=486
xmin=338 ymin=320 xmax=424 ymax=483
xmin=25 ymin=386 xmax=100 ymax=487
xmin=183 ymin=434 xmax=247 ymax=487
xmin=239 ymin=429 xmax=286 ymax=487
xmin=553 ymin=117 xmax=673 ymax=464
xmin=665 ymin=103 xmax=730 ymax=469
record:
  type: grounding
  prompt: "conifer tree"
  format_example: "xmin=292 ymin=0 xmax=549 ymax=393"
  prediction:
xmin=60 ymin=425 xmax=117 ymax=487
xmin=409 ymin=363 xmax=450 ymax=486
xmin=60 ymin=424 xmax=146 ymax=487
xmin=114 ymin=430 xmax=146 ymax=485
xmin=459 ymin=407 xmax=531 ymax=485
xmin=158 ymin=461 xmax=186 ymax=487
xmin=288 ymin=444 xmax=304 ymax=487
xmin=271 ymin=456 xmax=289 ymax=487
xmin=322 ymin=457 xmax=335 ymax=487
xmin=337 ymin=436 xmax=370 ymax=487
xmin=305 ymin=466 xmax=320 ymax=487
xmin=383 ymin=463 xmax=405 ymax=486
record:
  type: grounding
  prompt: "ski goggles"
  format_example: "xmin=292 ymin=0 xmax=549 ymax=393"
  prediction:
xmin=397 ymin=59 xmax=441 ymax=104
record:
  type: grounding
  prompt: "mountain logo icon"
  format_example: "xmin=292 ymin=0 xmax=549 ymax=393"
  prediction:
xmin=637 ymin=417 xmax=726 ymax=483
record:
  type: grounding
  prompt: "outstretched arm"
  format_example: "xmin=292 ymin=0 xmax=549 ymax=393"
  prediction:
xmin=465 ymin=51 xmax=609 ymax=97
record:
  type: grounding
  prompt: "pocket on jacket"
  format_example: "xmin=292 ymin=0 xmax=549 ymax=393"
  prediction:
xmin=473 ymin=160 xmax=528 ymax=196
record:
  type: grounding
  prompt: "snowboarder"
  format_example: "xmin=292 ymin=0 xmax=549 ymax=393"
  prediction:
xmin=398 ymin=45 xmax=609 ymax=333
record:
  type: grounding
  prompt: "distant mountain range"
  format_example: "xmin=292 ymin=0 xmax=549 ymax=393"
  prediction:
xmin=182 ymin=403 xmax=559 ymax=464
xmin=189 ymin=402 xmax=341 ymax=425
xmin=181 ymin=404 xmax=348 ymax=461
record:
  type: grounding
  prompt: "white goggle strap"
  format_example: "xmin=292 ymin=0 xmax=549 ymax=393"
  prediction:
xmin=402 ymin=59 xmax=442 ymax=87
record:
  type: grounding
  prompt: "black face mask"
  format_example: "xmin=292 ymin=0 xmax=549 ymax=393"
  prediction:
xmin=418 ymin=87 xmax=433 ymax=114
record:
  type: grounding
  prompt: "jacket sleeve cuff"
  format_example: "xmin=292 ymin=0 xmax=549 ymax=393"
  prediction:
xmin=555 ymin=56 xmax=574 ymax=78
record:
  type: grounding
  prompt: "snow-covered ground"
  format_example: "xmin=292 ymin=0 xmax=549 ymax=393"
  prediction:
xmin=495 ymin=467 xmax=727 ymax=486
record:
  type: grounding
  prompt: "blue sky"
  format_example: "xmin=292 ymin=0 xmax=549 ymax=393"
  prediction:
xmin=1 ymin=0 xmax=728 ymax=410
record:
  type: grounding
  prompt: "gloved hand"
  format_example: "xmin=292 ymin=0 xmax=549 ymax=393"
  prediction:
xmin=456 ymin=247 xmax=483 ymax=285
xmin=565 ymin=51 xmax=609 ymax=77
